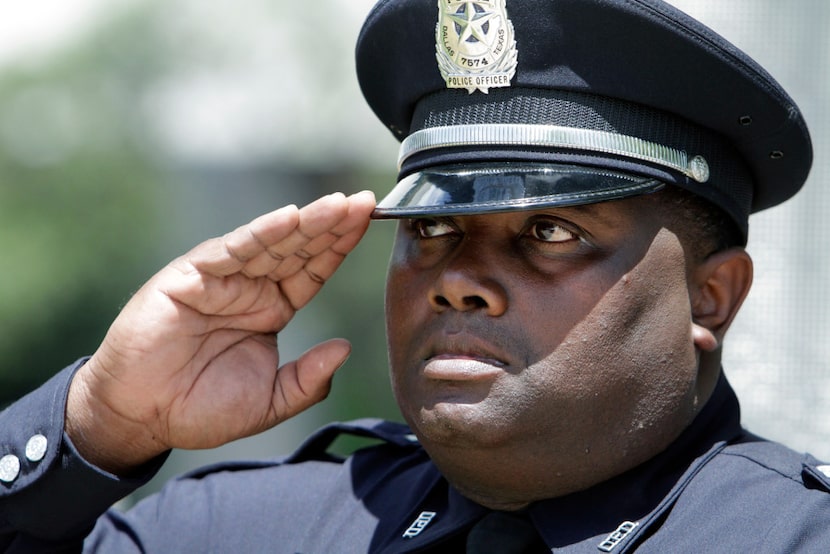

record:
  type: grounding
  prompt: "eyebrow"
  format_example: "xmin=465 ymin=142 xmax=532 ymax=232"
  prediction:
xmin=404 ymin=200 xmax=629 ymax=228
xmin=523 ymin=202 xmax=625 ymax=227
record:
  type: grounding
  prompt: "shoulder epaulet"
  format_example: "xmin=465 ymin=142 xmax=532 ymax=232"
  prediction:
xmin=179 ymin=419 xmax=419 ymax=480
xmin=286 ymin=418 xmax=419 ymax=463
xmin=724 ymin=439 xmax=830 ymax=493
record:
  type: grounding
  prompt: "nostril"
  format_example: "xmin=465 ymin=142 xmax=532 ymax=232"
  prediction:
xmin=433 ymin=295 xmax=451 ymax=308
xmin=431 ymin=293 xmax=488 ymax=311
xmin=463 ymin=295 xmax=488 ymax=309
xmin=428 ymin=271 xmax=508 ymax=316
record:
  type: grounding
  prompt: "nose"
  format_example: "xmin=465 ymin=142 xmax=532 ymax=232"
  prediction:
xmin=428 ymin=244 xmax=508 ymax=317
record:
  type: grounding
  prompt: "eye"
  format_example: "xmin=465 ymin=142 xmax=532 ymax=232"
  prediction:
xmin=410 ymin=217 xmax=457 ymax=238
xmin=526 ymin=218 xmax=579 ymax=243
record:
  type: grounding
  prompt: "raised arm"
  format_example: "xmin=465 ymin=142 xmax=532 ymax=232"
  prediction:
xmin=66 ymin=190 xmax=376 ymax=474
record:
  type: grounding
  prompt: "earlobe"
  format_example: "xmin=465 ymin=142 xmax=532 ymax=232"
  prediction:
xmin=691 ymin=323 xmax=719 ymax=352
xmin=690 ymin=248 xmax=754 ymax=347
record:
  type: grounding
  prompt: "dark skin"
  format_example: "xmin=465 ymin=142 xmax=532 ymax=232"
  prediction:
xmin=65 ymin=190 xmax=751 ymax=513
xmin=385 ymin=194 xmax=753 ymax=510
xmin=67 ymin=192 xmax=378 ymax=474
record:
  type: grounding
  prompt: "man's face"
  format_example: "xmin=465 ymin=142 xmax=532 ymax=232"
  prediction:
xmin=385 ymin=194 xmax=710 ymax=505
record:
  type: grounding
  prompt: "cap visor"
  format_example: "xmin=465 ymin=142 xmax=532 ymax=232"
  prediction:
xmin=372 ymin=163 xmax=665 ymax=219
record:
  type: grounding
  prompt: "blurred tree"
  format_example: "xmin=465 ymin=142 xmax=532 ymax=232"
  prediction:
xmin=0 ymin=0 xmax=400 ymax=426
xmin=0 ymin=4 xmax=170 ymax=406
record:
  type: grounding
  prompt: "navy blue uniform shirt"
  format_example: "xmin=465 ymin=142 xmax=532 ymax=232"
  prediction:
xmin=2 ymin=359 xmax=830 ymax=552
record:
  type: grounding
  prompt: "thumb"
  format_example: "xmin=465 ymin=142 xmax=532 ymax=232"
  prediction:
xmin=272 ymin=338 xmax=351 ymax=422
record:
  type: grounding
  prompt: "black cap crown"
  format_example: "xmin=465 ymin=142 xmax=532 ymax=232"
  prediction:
xmin=357 ymin=0 xmax=813 ymax=240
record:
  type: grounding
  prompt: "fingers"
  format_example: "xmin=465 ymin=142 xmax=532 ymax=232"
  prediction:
xmin=194 ymin=191 xmax=375 ymax=281
xmin=271 ymin=338 xmax=352 ymax=421
xmin=153 ymin=189 xmax=374 ymax=341
xmin=162 ymin=190 xmax=374 ymax=321
xmin=278 ymin=191 xmax=376 ymax=310
xmin=65 ymin=192 xmax=373 ymax=472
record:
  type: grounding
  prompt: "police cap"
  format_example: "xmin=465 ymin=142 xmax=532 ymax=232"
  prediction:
xmin=356 ymin=0 xmax=813 ymax=241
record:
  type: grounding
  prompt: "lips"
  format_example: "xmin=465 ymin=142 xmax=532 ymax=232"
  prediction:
xmin=422 ymin=335 xmax=510 ymax=381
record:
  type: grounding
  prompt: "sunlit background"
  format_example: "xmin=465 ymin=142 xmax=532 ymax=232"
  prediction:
xmin=1 ymin=0 xmax=828 ymax=504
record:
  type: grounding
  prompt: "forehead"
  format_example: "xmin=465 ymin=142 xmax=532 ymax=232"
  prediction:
xmin=400 ymin=193 xmax=666 ymax=235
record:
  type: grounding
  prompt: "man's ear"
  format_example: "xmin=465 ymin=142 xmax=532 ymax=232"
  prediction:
xmin=690 ymin=248 xmax=753 ymax=352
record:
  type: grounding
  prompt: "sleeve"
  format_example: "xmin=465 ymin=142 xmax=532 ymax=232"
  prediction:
xmin=0 ymin=359 xmax=167 ymax=552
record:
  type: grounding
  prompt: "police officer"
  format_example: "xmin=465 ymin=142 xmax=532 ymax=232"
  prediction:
xmin=2 ymin=0 xmax=829 ymax=552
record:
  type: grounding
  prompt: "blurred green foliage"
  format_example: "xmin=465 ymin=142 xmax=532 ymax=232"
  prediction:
xmin=0 ymin=5 xmax=169 ymax=405
xmin=0 ymin=1 xmax=400 ymax=425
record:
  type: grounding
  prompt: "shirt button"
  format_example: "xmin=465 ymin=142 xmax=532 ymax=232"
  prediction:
xmin=25 ymin=434 xmax=48 ymax=463
xmin=817 ymin=465 xmax=830 ymax=478
xmin=0 ymin=454 xmax=21 ymax=483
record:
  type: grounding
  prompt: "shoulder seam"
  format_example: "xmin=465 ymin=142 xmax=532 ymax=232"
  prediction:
xmin=719 ymin=450 xmax=803 ymax=485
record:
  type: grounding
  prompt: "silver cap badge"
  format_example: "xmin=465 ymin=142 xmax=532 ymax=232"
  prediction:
xmin=436 ymin=0 xmax=518 ymax=94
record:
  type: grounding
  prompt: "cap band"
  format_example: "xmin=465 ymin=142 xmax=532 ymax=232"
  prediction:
xmin=399 ymin=123 xmax=711 ymax=184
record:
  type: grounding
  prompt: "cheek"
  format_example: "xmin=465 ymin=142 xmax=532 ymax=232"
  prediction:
xmin=521 ymin=232 xmax=699 ymax=448
xmin=385 ymin=263 xmax=406 ymax=364
xmin=385 ymin=231 xmax=411 ymax=314
xmin=385 ymin=240 xmax=418 ymax=344
xmin=384 ymin=240 xmax=426 ymax=398
xmin=551 ymin=235 xmax=698 ymax=427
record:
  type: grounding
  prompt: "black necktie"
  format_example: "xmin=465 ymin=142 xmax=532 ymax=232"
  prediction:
xmin=465 ymin=511 xmax=548 ymax=553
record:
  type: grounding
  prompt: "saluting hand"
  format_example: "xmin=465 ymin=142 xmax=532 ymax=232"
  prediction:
xmin=66 ymin=191 xmax=376 ymax=474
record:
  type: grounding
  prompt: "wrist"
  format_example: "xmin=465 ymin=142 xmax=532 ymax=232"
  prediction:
xmin=65 ymin=362 xmax=168 ymax=476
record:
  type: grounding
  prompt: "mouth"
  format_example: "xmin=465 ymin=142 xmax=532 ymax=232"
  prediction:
xmin=423 ymin=355 xmax=506 ymax=381
xmin=422 ymin=337 xmax=509 ymax=381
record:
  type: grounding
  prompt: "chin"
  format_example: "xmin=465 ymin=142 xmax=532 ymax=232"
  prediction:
xmin=408 ymin=401 xmax=517 ymax=451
